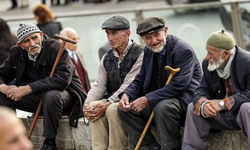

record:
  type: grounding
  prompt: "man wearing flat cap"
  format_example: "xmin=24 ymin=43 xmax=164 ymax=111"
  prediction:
xmin=118 ymin=17 xmax=202 ymax=149
xmin=83 ymin=15 xmax=144 ymax=150
xmin=182 ymin=30 xmax=250 ymax=149
xmin=0 ymin=23 xmax=86 ymax=150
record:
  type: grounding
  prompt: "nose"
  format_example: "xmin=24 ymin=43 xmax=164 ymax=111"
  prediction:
xmin=29 ymin=40 xmax=35 ymax=46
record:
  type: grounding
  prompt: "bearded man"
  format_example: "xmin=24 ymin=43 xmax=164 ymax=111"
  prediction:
xmin=182 ymin=29 xmax=250 ymax=150
xmin=117 ymin=17 xmax=202 ymax=150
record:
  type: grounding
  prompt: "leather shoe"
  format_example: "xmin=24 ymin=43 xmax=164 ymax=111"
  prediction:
xmin=41 ymin=144 xmax=59 ymax=150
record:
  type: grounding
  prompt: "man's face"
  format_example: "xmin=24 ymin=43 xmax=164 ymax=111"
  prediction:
xmin=0 ymin=116 xmax=32 ymax=150
xmin=141 ymin=27 xmax=168 ymax=53
xmin=205 ymin=45 xmax=225 ymax=71
xmin=65 ymin=31 xmax=79 ymax=51
xmin=18 ymin=32 xmax=43 ymax=57
xmin=105 ymin=29 xmax=130 ymax=51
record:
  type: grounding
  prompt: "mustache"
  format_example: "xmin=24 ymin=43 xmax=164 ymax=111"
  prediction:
xmin=28 ymin=45 xmax=40 ymax=52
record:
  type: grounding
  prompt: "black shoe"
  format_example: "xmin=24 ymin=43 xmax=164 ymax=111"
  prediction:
xmin=146 ymin=142 xmax=161 ymax=150
xmin=7 ymin=5 xmax=17 ymax=11
xmin=41 ymin=144 xmax=59 ymax=150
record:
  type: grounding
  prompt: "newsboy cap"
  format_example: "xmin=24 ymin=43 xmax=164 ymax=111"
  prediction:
xmin=207 ymin=29 xmax=235 ymax=50
xmin=137 ymin=17 xmax=165 ymax=36
xmin=102 ymin=15 xmax=130 ymax=30
xmin=17 ymin=23 xmax=41 ymax=43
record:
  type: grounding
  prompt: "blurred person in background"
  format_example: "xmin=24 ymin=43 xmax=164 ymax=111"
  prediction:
xmin=0 ymin=19 xmax=17 ymax=65
xmin=60 ymin=27 xmax=91 ymax=93
xmin=33 ymin=4 xmax=62 ymax=39
xmin=0 ymin=106 xmax=33 ymax=150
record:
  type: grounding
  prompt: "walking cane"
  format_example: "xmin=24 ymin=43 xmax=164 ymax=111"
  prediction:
xmin=27 ymin=34 xmax=76 ymax=139
xmin=134 ymin=66 xmax=181 ymax=150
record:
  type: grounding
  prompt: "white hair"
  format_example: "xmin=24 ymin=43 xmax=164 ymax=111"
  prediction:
xmin=59 ymin=27 xmax=77 ymax=42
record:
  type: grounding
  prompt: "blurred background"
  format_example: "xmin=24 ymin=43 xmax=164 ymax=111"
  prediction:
xmin=0 ymin=0 xmax=250 ymax=83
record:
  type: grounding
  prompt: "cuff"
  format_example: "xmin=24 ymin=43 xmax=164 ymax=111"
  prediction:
xmin=193 ymin=97 xmax=209 ymax=115
xmin=223 ymin=96 xmax=235 ymax=110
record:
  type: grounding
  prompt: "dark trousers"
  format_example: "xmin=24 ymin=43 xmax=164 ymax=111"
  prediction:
xmin=117 ymin=98 xmax=187 ymax=150
xmin=0 ymin=90 xmax=75 ymax=138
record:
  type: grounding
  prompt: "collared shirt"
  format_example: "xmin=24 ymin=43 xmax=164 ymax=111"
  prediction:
xmin=113 ymin=39 xmax=132 ymax=68
xmin=85 ymin=39 xmax=143 ymax=103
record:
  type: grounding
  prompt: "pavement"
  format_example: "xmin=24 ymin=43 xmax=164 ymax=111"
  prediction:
xmin=0 ymin=0 xmax=166 ymax=21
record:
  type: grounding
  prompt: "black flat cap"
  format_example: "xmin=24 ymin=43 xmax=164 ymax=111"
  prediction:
xmin=102 ymin=15 xmax=130 ymax=30
xmin=137 ymin=17 xmax=165 ymax=36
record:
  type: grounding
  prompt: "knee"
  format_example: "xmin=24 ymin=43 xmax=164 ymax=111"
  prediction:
xmin=106 ymin=103 xmax=118 ymax=117
xmin=239 ymin=103 xmax=250 ymax=115
xmin=154 ymin=100 xmax=176 ymax=116
xmin=43 ymin=90 xmax=62 ymax=107
xmin=187 ymin=103 xmax=194 ymax=114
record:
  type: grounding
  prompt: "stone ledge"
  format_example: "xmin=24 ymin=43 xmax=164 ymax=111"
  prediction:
xmin=22 ymin=118 xmax=92 ymax=150
xmin=21 ymin=118 xmax=248 ymax=150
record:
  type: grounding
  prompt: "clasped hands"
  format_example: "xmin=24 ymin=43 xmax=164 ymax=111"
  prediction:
xmin=203 ymin=100 xmax=223 ymax=117
xmin=118 ymin=94 xmax=148 ymax=112
xmin=83 ymin=102 xmax=109 ymax=122
xmin=0 ymin=84 xmax=32 ymax=101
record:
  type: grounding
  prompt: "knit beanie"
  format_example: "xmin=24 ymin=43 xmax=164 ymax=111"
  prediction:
xmin=17 ymin=23 xmax=41 ymax=43
xmin=206 ymin=29 xmax=235 ymax=50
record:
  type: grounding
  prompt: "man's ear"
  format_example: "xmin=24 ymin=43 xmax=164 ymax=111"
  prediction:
xmin=17 ymin=42 xmax=24 ymax=49
xmin=40 ymin=31 xmax=44 ymax=41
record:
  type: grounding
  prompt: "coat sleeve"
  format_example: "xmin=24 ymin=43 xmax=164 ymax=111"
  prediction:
xmin=145 ymin=47 xmax=199 ymax=107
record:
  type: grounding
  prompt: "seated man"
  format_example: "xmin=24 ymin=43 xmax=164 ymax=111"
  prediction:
xmin=118 ymin=17 xmax=202 ymax=150
xmin=0 ymin=23 xmax=86 ymax=150
xmin=0 ymin=106 xmax=33 ymax=150
xmin=182 ymin=29 xmax=250 ymax=150
xmin=83 ymin=15 xmax=144 ymax=150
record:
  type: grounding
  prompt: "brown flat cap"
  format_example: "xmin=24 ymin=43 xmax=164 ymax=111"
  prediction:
xmin=137 ymin=17 xmax=165 ymax=36
xmin=102 ymin=15 xmax=130 ymax=30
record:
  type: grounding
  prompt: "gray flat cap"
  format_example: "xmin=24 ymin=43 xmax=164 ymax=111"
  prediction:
xmin=102 ymin=15 xmax=130 ymax=30
xmin=137 ymin=17 xmax=165 ymax=36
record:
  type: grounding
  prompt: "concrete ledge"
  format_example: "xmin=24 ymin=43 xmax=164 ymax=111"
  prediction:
xmin=22 ymin=118 xmax=248 ymax=150
xmin=22 ymin=118 xmax=92 ymax=150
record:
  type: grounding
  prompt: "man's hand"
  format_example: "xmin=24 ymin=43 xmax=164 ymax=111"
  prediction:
xmin=6 ymin=85 xmax=32 ymax=101
xmin=118 ymin=94 xmax=132 ymax=112
xmin=203 ymin=100 xmax=222 ymax=117
xmin=83 ymin=102 xmax=110 ymax=122
xmin=131 ymin=96 xmax=148 ymax=112
xmin=0 ymin=84 xmax=16 ymax=94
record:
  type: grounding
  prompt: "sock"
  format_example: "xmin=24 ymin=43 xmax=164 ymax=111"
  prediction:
xmin=44 ymin=138 xmax=56 ymax=146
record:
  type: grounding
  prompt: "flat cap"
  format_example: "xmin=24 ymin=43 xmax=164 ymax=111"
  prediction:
xmin=102 ymin=15 xmax=130 ymax=30
xmin=137 ymin=17 xmax=165 ymax=36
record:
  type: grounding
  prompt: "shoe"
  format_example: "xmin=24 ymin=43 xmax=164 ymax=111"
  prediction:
xmin=41 ymin=144 xmax=59 ymax=150
xmin=7 ymin=5 xmax=17 ymax=11
xmin=146 ymin=142 xmax=161 ymax=150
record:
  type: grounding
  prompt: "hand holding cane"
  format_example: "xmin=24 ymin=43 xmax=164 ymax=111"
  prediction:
xmin=27 ymin=34 xmax=76 ymax=139
xmin=134 ymin=66 xmax=180 ymax=150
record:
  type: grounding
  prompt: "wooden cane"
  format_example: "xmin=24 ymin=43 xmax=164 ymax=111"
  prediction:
xmin=134 ymin=66 xmax=181 ymax=150
xmin=27 ymin=34 xmax=76 ymax=139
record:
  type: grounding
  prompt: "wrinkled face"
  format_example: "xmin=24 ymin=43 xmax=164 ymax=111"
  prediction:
xmin=0 ymin=117 xmax=33 ymax=150
xmin=18 ymin=32 xmax=43 ymax=57
xmin=65 ymin=31 xmax=79 ymax=51
xmin=105 ymin=29 xmax=130 ymax=51
xmin=141 ymin=27 xmax=168 ymax=53
xmin=205 ymin=45 xmax=226 ymax=71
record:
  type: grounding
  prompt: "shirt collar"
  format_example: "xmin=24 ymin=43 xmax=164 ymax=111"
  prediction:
xmin=112 ymin=39 xmax=132 ymax=58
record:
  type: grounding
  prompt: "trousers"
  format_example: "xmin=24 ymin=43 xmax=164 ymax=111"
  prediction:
xmin=89 ymin=99 xmax=128 ymax=150
xmin=0 ymin=90 xmax=75 ymax=138
xmin=182 ymin=103 xmax=250 ymax=150
xmin=117 ymin=98 xmax=187 ymax=150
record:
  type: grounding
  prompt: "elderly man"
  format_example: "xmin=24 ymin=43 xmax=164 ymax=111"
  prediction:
xmin=60 ymin=27 xmax=91 ymax=93
xmin=83 ymin=15 xmax=144 ymax=150
xmin=0 ymin=106 xmax=33 ymax=150
xmin=182 ymin=30 xmax=250 ymax=149
xmin=118 ymin=17 xmax=202 ymax=150
xmin=0 ymin=23 xmax=86 ymax=150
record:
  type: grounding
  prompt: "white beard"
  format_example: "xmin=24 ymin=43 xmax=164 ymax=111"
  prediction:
xmin=207 ymin=55 xmax=225 ymax=71
xmin=148 ymin=38 xmax=166 ymax=53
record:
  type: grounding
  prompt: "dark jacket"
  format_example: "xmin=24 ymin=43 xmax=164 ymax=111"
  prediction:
xmin=120 ymin=35 xmax=202 ymax=106
xmin=37 ymin=21 xmax=62 ymax=39
xmin=0 ymin=35 xmax=86 ymax=127
xmin=193 ymin=46 xmax=250 ymax=114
